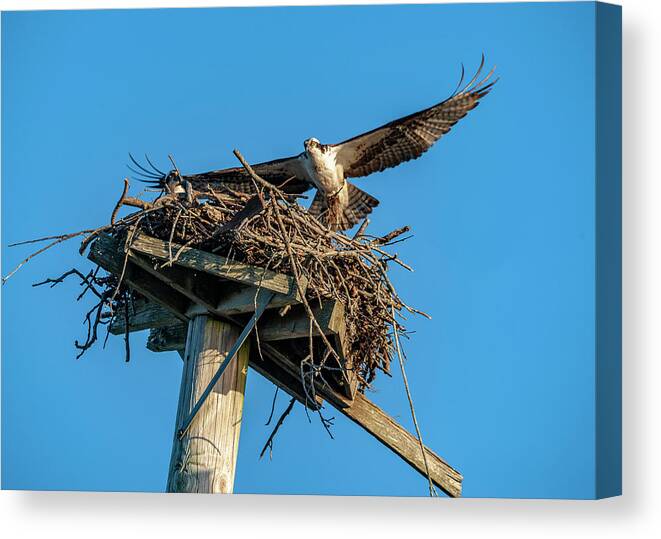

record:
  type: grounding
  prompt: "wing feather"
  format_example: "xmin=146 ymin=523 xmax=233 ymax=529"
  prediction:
xmin=333 ymin=59 xmax=497 ymax=179
xmin=182 ymin=154 xmax=311 ymax=194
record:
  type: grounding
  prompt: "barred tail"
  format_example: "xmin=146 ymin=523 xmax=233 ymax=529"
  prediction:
xmin=309 ymin=182 xmax=379 ymax=231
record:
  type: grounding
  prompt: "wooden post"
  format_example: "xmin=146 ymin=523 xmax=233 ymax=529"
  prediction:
xmin=167 ymin=314 xmax=250 ymax=493
xmin=91 ymin=235 xmax=463 ymax=495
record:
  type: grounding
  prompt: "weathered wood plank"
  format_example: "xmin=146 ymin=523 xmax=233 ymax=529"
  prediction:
xmin=127 ymin=251 xmax=222 ymax=316
xmin=141 ymin=323 xmax=461 ymax=496
xmin=126 ymin=250 xmax=304 ymax=319
xmin=341 ymin=394 xmax=462 ymax=498
xmin=147 ymin=324 xmax=188 ymax=353
xmin=213 ymin=283 xmax=302 ymax=316
xmin=100 ymin=235 xmax=350 ymax=395
xmin=130 ymin=233 xmax=307 ymax=297
xmin=93 ymin=233 xmax=461 ymax=495
xmin=89 ymin=235 xmax=190 ymax=322
xmin=256 ymin=301 xmax=344 ymax=341
xmin=256 ymin=342 xmax=462 ymax=497
xmin=155 ymin=328 xmax=315 ymax=409
xmin=142 ymin=304 xmax=346 ymax=349
xmin=110 ymin=287 xmax=306 ymax=336
xmin=258 ymin=302 xmax=356 ymax=399
xmin=111 ymin=298 xmax=179 ymax=334
xmin=167 ymin=315 xmax=250 ymax=493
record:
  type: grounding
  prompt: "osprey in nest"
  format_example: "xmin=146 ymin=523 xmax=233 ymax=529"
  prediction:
xmin=132 ymin=58 xmax=497 ymax=231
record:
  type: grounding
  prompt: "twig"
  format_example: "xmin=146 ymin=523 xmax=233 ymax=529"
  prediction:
xmin=259 ymin=397 xmax=296 ymax=460
xmin=8 ymin=230 xmax=95 ymax=248
xmin=265 ymin=387 xmax=280 ymax=426
xmin=123 ymin=289 xmax=131 ymax=362
xmin=374 ymin=225 xmax=411 ymax=245
xmin=392 ymin=304 xmax=438 ymax=497
xmin=233 ymin=150 xmax=285 ymax=195
xmin=121 ymin=197 xmax=153 ymax=211
xmin=234 ymin=149 xmax=342 ymax=366
xmin=352 ymin=218 xmax=370 ymax=240
xmin=74 ymin=291 xmax=111 ymax=358
xmin=32 ymin=268 xmax=104 ymax=300
xmin=232 ymin=150 xmax=300 ymax=200
xmin=111 ymin=178 xmax=130 ymax=225
xmin=3 ymin=230 xmax=93 ymax=285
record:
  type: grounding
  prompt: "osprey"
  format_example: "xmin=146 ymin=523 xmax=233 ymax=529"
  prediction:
xmin=132 ymin=58 xmax=496 ymax=231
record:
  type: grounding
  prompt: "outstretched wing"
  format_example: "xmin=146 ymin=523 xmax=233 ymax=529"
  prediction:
xmin=132 ymin=154 xmax=311 ymax=195
xmin=333 ymin=57 xmax=497 ymax=179
xmin=183 ymin=154 xmax=311 ymax=194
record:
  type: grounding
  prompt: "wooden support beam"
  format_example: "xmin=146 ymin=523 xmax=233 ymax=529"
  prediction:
xmin=155 ymin=335 xmax=462 ymax=497
xmin=257 ymin=302 xmax=356 ymax=398
xmin=256 ymin=342 xmax=462 ymax=497
xmin=143 ymin=304 xmax=346 ymax=352
xmin=256 ymin=301 xmax=344 ymax=341
xmin=248 ymin=348 xmax=315 ymax=407
xmin=90 ymin=233 xmax=462 ymax=496
xmin=250 ymin=343 xmax=462 ymax=496
xmin=116 ymin=299 xmax=345 ymax=343
xmin=341 ymin=394 xmax=462 ymax=498
xmin=147 ymin=324 xmax=187 ymax=353
xmin=130 ymin=233 xmax=307 ymax=298
xmin=89 ymin=235 xmax=190 ymax=321
xmin=111 ymin=298 xmax=178 ymax=334
xmin=119 ymin=246 xmax=356 ymax=398
xmin=111 ymin=282 xmax=308 ymax=335
xmin=213 ymin=282 xmax=302 ymax=316
xmin=167 ymin=315 xmax=250 ymax=494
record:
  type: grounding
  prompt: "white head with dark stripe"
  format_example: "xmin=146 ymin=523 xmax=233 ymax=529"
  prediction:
xmin=304 ymin=138 xmax=323 ymax=154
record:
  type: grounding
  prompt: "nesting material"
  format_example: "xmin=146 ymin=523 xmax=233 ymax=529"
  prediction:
xmin=100 ymin=176 xmax=421 ymax=390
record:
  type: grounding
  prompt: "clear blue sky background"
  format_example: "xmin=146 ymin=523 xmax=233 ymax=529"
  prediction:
xmin=2 ymin=2 xmax=598 ymax=498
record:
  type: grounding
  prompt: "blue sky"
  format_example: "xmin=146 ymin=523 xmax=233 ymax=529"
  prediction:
xmin=2 ymin=2 xmax=598 ymax=498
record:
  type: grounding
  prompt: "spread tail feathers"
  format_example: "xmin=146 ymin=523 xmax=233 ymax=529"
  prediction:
xmin=309 ymin=182 xmax=379 ymax=231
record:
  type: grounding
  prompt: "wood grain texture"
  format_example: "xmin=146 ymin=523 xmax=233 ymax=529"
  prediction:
xmin=130 ymin=233 xmax=307 ymax=297
xmin=143 ymin=301 xmax=345 ymax=352
xmin=341 ymin=394 xmax=462 ymax=497
xmin=150 ymin=323 xmax=462 ymax=496
xmin=213 ymin=283 xmax=302 ymax=316
xmin=256 ymin=301 xmax=344 ymax=341
xmin=257 ymin=301 xmax=356 ymax=399
xmin=167 ymin=315 xmax=250 ymax=494
xmin=147 ymin=324 xmax=188 ymax=353
xmin=248 ymin=342 xmax=462 ymax=497
xmin=89 ymin=235 xmax=190 ymax=321
xmin=111 ymin=298 xmax=179 ymax=334
xmin=91 ymin=233 xmax=462 ymax=495
xmin=110 ymin=285 xmax=305 ymax=336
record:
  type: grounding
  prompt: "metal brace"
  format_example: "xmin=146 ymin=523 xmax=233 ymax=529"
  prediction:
xmin=177 ymin=291 xmax=276 ymax=439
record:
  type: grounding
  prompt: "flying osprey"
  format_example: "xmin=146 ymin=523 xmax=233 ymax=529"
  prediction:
xmin=132 ymin=58 xmax=496 ymax=231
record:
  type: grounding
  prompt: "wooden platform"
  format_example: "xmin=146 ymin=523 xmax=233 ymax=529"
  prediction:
xmin=90 ymin=232 xmax=463 ymax=497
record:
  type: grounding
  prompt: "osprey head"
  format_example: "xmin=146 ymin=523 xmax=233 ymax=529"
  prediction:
xmin=304 ymin=138 xmax=321 ymax=152
xmin=164 ymin=170 xmax=185 ymax=194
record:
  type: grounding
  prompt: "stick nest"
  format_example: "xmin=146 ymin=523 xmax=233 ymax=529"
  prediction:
xmin=7 ymin=161 xmax=424 ymax=391
xmin=113 ymin=177 xmax=423 ymax=390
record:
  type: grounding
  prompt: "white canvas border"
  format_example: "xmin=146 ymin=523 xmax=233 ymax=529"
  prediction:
xmin=2 ymin=0 xmax=659 ymax=538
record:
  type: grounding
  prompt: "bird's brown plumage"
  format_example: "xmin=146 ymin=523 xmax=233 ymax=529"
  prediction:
xmin=309 ymin=182 xmax=380 ymax=230
xmin=132 ymin=57 xmax=496 ymax=231
xmin=333 ymin=56 xmax=497 ymax=179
